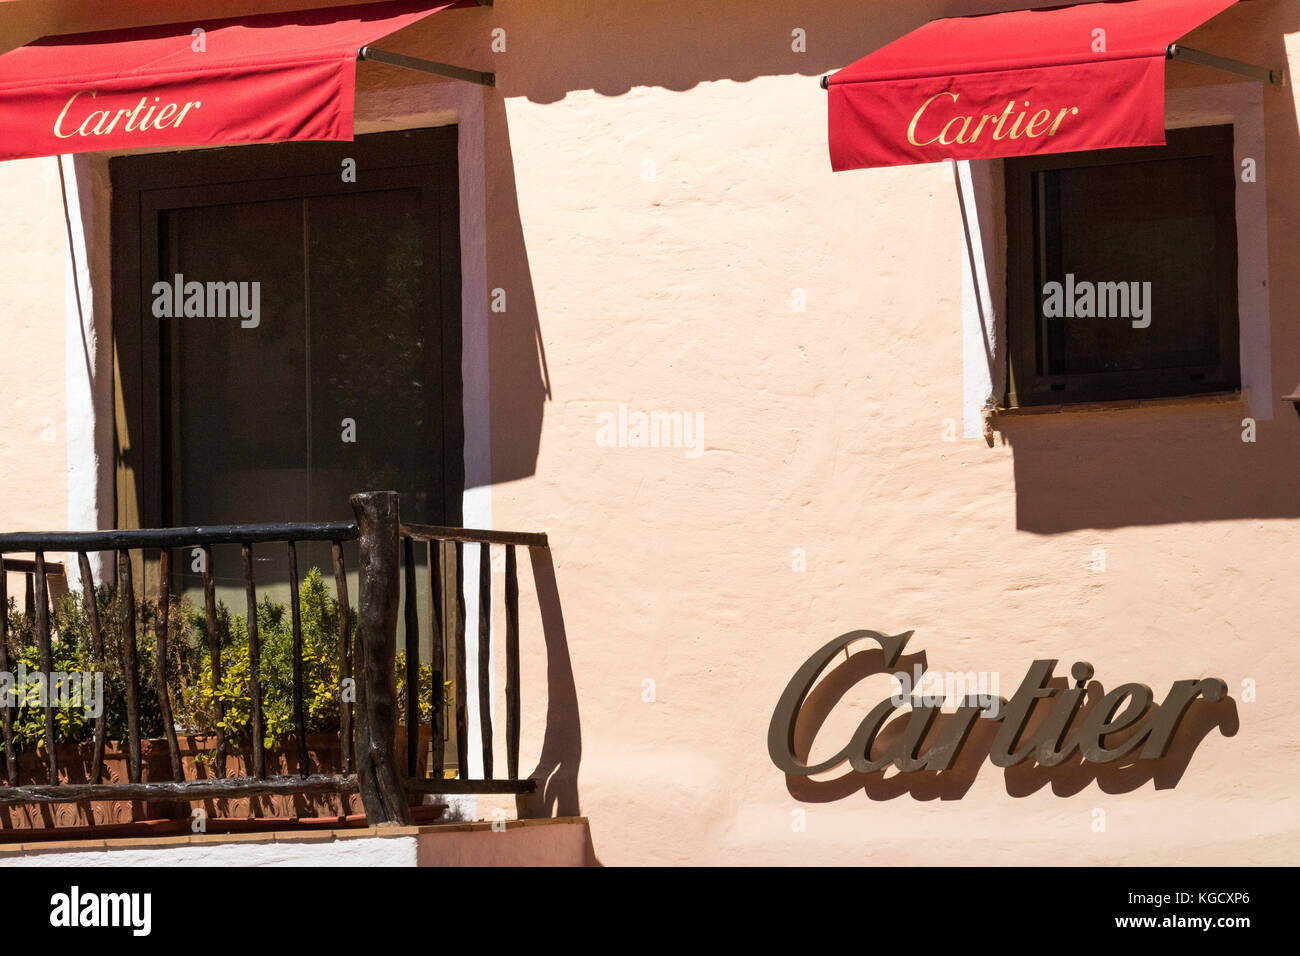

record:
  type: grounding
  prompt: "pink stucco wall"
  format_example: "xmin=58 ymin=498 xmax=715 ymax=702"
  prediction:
xmin=471 ymin=0 xmax=1300 ymax=865
xmin=0 ymin=0 xmax=1297 ymax=866
xmin=0 ymin=155 xmax=67 ymax=534
xmin=416 ymin=819 xmax=592 ymax=866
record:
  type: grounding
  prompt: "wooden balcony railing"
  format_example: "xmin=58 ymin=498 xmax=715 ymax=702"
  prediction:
xmin=399 ymin=522 xmax=549 ymax=793
xmin=0 ymin=558 xmax=66 ymax=618
xmin=0 ymin=490 xmax=546 ymax=828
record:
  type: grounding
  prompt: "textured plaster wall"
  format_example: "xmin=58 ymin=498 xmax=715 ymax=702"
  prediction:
xmin=471 ymin=0 xmax=1300 ymax=866
xmin=0 ymin=0 xmax=1297 ymax=868
xmin=0 ymin=156 xmax=68 ymax=534
xmin=415 ymin=820 xmax=592 ymax=866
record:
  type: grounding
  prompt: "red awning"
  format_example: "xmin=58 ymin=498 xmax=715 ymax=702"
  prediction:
xmin=0 ymin=0 xmax=470 ymax=162
xmin=828 ymin=0 xmax=1241 ymax=171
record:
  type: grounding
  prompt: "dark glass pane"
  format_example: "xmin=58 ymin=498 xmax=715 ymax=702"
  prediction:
xmin=165 ymin=198 xmax=307 ymax=598
xmin=167 ymin=199 xmax=308 ymax=526
xmin=306 ymin=188 xmax=443 ymax=526
xmin=1037 ymin=155 xmax=1219 ymax=377
xmin=163 ymin=184 xmax=445 ymax=611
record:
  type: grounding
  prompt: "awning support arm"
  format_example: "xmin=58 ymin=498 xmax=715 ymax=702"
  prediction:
xmin=820 ymin=45 xmax=1287 ymax=90
xmin=358 ymin=45 xmax=495 ymax=87
xmin=1167 ymin=43 xmax=1285 ymax=87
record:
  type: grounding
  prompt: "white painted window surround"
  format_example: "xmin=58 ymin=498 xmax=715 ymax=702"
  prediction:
xmin=960 ymin=81 xmax=1272 ymax=436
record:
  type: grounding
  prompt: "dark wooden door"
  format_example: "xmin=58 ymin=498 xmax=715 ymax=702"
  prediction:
xmin=112 ymin=127 xmax=464 ymax=542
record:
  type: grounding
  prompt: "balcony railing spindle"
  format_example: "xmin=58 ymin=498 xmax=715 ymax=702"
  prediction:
xmin=76 ymin=552 xmax=108 ymax=784
xmin=402 ymin=536 xmax=419 ymax=778
xmin=201 ymin=544 xmax=225 ymax=778
xmin=427 ymin=539 xmax=444 ymax=780
xmin=156 ymin=548 xmax=183 ymax=781
xmin=0 ymin=557 xmax=16 ymax=783
xmin=242 ymin=543 xmax=264 ymax=780
xmin=505 ymin=544 xmax=520 ymax=780
xmin=331 ymin=540 xmax=352 ymax=774
xmin=33 ymin=553 xmax=57 ymax=784
xmin=453 ymin=541 xmax=468 ymax=779
xmin=478 ymin=542 xmax=492 ymax=779
xmin=288 ymin=541 xmax=309 ymax=779
xmin=118 ymin=550 xmax=142 ymax=784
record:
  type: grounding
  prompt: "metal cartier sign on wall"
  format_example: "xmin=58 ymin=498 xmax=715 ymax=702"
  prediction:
xmin=768 ymin=630 xmax=1229 ymax=775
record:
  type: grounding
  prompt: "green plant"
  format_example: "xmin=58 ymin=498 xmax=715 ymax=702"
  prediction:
xmin=394 ymin=652 xmax=446 ymax=725
xmin=0 ymin=566 xmax=453 ymax=761
xmin=2 ymin=584 xmax=197 ymax=751
xmin=179 ymin=568 xmax=345 ymax=757
xmin=5 ymin=627 xmax=92 ymax=749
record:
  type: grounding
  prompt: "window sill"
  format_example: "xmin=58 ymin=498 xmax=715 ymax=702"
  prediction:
xmin=991 ymin=390 xmax=1244 ymax=419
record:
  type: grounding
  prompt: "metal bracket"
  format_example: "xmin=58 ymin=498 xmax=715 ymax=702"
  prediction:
xmin=820 ymin=46 xmax=1286 ymax=90
xmin=358 ymin=46 xmax=495 ymax=87
xmin=1167 ymin=43 xmax=1285 ymax=87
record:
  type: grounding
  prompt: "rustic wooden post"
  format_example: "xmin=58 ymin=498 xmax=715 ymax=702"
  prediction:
xmin=331 ymin=541 xmax=353 ymax=773
xmin=200 ymin=545 xmax=225 ymax=778
xmin=453 ymin=542 xmax=468 ymax=777
xmin=155 ymin=548 xmax=183 ymax=781
xmin=34 ymin=553 xmax=57 ymax=784
xmin=0 ymin=556 xmax=16 ymax=783
xmin=505 ymin=544 xmax=520 ymax=780
xmin=427 ymin=540 xmax=444 ymax=780
xmin=402 ymin=536 xmax=420 ymax=777
xmin=242 ymin=544 xmax=264 ymax=780
xmin=477 ymin=542 xmax=492 ymax=778
xmin=350 ymin=491 xmax=412 ymax=826
xmin=77 ymin=552 xmax=108 ymax=784
xmin=287 ymin=542 xmax=310 ymax=779
xmin=118 ymin=550 xmax=142 ymax=784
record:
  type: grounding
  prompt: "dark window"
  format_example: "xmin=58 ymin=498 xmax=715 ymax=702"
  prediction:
xmin=111 ymin=130 xmax=463 ymax=757
xmin=111 ymin=127 xmax=464 ymax=537
xmin=1004 ymin=125 xmax=1239 ymax=407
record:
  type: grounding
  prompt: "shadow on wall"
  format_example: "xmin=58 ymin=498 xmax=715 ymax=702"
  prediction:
xmin=429 ymin=0 xmax=1091 ymax=484
xmin=999 ymin=403 xmax=1300 ymax=533
xmin=781 ymin=647 xmax=1238 ymax=803
xmin=517 ymin=548 xmax=584 ymax=817
xmin=517 ymin=545 xmax=602 ymax=861
xmin=480 ymin=86 xmax=550 ymax=486
xmin=493 ymin=0 xmax=1086 ymax=106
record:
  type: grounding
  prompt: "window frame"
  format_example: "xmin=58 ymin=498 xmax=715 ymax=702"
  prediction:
xmin=1003 ymin=124 xmax=1241 ymax=408
xmin=110 ymin=126 xmax=465 ymax=531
